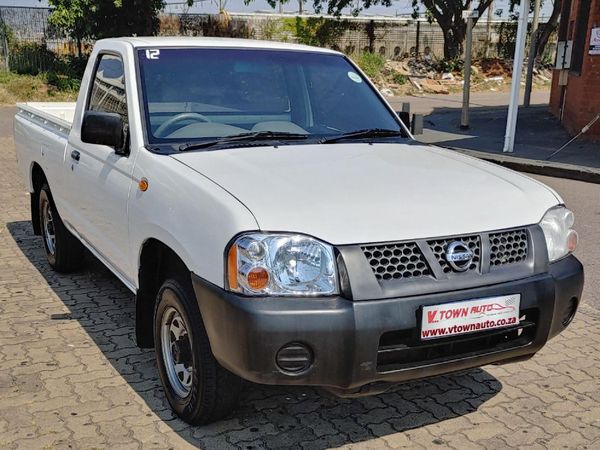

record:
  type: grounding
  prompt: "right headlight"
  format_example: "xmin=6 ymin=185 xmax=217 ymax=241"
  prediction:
xmin=226 ymin=232 xmax=339 ymax=296
xmin=539 ymin=206 xmax=578 ymax=262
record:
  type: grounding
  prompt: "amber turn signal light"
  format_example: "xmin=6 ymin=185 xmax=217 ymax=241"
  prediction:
xmin=227 ymin=245 xmax=239 ymax=290
xmin=247 ymin=267 xmax=269 ymax=290
xmin=567 ymin=229 xmax=578 ymax=252
xmin=138 ymin=178 xmax=149 ymax=192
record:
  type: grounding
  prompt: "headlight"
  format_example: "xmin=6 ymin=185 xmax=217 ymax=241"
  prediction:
xmin=539 ymin=206 xmax=578 ymax=262
xmin=226 ymin=233 xmax=338 ymax=296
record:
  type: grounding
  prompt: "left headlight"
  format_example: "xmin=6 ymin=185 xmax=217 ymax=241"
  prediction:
xmin=539 ymin=206 xmax=578 ymax=262
xmin=226 ymin=233 xmax=339 ymax=296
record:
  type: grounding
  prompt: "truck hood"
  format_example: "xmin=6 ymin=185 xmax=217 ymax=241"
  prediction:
xmin=171 ymin=142 xmax=561 ymax=245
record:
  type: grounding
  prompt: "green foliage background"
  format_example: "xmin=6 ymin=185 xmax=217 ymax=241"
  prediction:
xmin=47 ymin=0 xmax=166 ymax=44
xmin=282 ymin=17 xmax=355 ymax=47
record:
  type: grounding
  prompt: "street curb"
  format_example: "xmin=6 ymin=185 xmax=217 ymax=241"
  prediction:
xmin=451 ymin=148 xmax=600 ymax=184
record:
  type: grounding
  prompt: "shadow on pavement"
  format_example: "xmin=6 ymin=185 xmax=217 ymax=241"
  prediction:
xmin=417 ymin=104 xmax=600 ymax=169
xmin=7 ymin=220 xmax=502 ymax=449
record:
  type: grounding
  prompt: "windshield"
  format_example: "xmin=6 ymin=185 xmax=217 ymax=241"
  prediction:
xmin=136 ymin=48 xmax=404 ymax=147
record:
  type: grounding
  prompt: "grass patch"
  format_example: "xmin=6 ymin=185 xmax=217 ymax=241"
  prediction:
xmin=0 ymin=71 xmax=79 ymax=104
xmin=354 ymin=52 xmax=386 ymax=79
xmin=392 ymin=73 xmax=407 ymax=85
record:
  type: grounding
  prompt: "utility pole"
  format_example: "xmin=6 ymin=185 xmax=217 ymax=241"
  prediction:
xmin=485 ymin=1 xmax=494 ymax=58
xmin=298 ymin=0 xmax=303 ymax=15
xmin=524 ymin=0 xmax=541 ymax=107
xmin=415 ymin=20 xmax=421 ymax=58
xmin=503 ymin=0 xmax=530 ymax=152
xmin=461 ymin=10 xmax=478 ymax=129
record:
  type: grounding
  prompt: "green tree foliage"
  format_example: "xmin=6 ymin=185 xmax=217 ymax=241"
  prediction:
xmin=46 ymin=0 xmax=166 ymax=55
xmin=260 ymin=0 xmax=393 ymax=16
xmin=283 ymin=17 xmax=355 ymax=47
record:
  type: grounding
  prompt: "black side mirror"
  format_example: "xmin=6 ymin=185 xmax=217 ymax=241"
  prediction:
xmin=81 ymin=111 xmax=126 ymax=154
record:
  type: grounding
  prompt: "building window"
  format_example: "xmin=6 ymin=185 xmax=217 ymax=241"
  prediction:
xmin=570 ymin=0 xmax=592 ymax=74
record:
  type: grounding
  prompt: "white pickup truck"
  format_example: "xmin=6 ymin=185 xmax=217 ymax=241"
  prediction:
xmin=14 ymin=37 xmax=584 ymax=424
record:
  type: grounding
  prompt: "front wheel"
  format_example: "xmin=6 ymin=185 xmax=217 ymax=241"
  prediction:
xmin=154 ymin=277 xmax=242 ymax=424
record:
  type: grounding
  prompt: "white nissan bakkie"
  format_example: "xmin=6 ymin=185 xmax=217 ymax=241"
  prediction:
xmin=14 ymin=37 xmax=584 ymax=424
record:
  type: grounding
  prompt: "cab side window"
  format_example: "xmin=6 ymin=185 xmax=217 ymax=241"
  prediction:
xmin=88 ymin=53 xmax=128 ymax=127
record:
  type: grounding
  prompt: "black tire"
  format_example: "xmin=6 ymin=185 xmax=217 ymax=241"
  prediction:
xmin=38 ymin=183 xmax=84 ymax=273
xmin=154 ymin=277 xmax=242 ymax=424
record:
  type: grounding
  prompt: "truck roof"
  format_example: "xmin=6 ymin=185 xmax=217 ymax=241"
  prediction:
xmin=99 ymin=36 xmax=341 ymax=55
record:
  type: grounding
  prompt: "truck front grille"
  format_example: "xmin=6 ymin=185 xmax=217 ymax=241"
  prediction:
xmin=489 ymin=229 xmax=528 ymax=267
xmin=427 ymin=235 xmax=481 ymax=274
xmin=361 ymin=227 xmax=530 ymax=282
xmin=361 ymin=242 xmax=431 ymax=281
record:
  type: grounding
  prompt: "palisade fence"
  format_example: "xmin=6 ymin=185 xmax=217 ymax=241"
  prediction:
xmin=0 ymin=5 xmax=556 ymax=75
xmin=0 ymin=6 xmax=73 ymax=73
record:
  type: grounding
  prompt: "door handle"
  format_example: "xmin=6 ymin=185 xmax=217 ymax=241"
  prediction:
xmin=70 ymin=150 xmax=80 ymax=161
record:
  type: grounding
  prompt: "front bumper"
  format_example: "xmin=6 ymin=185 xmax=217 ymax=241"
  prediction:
xmin=192 ymin=255 xmax=583 ymax=395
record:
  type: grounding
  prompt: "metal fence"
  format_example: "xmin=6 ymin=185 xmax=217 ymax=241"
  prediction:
xmin=0 ymin=6 xmax=83 ymax=73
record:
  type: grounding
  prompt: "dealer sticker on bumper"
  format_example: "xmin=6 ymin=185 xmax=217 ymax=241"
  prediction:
xmin=421 ymin=294 xmax=521 ymax=340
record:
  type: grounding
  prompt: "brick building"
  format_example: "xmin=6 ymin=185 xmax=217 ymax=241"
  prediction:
xmin=549 ymin=0 xmax=600 ymax=141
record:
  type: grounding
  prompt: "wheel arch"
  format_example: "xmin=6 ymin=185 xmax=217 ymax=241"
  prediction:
xmin=135 ymin=237 xmax=192 ymax=348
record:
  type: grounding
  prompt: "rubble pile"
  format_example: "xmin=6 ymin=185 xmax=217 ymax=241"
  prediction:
xmin=375 ymin=57 xmax=553 ymax=97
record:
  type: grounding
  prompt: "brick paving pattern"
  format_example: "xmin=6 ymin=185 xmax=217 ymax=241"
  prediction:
xmin=1 ymin=123 xmax=600 ymax=448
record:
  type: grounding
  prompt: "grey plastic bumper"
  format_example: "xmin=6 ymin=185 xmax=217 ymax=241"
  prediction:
xmin=192 ymin=255 xmax=583 ymax=394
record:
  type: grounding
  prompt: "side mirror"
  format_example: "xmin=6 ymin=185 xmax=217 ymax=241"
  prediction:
xmin=81 ymin=111 xmax=126 ymax=153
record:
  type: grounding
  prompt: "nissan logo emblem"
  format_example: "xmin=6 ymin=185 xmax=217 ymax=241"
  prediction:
xmin=445 ymin=241 xmax=474 ymax=272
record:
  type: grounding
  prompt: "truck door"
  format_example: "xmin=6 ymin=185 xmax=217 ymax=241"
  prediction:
xmin=64 ymin=52 xmax=136 ymax=284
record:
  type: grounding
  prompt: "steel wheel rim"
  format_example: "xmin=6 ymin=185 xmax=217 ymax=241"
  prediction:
xmin=161 ymin=305 xmax=193 ymax=398
xmin=42 ymin=199 xmax=56 ymax=256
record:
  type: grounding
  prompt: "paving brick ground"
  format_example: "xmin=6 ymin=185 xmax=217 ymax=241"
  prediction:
xmin=1 ymin=108 xmax=600 ymax=449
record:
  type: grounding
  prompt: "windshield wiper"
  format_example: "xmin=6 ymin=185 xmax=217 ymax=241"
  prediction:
xmin=178 ymin=131 xmax=308 ymax=151
xmin=320 ymin=128 xmax=404 ymax=144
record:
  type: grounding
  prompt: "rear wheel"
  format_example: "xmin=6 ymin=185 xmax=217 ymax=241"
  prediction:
xmin=154 ymin=277 xmax=242 ymax=424
xmin=38 ymin=184 xmax=84 ymax=272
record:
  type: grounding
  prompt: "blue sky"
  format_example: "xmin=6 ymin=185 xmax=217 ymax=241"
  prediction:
xmin=5 ymin=0 xmax=554 ymax=19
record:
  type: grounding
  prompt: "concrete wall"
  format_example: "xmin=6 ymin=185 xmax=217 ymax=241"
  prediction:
xmin=162 ymin=12 xmax=540 ymax=61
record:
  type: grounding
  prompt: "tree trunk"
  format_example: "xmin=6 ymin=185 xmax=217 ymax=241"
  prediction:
xmin=420 ymin=0 xmax=492 ymax=61
xmin=366 ymin=20 xmax=375 ymax=53
xmin=442 ymin=22 xmax=466 ymax=60
xmin=537 ymin=0 xmax=562 ymax=58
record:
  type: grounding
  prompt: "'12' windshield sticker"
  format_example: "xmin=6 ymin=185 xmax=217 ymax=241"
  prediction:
xmin=347 ymin=71 xmax=362 ymax=83
xmin=145 ymin=49 xmax=160 ymax=60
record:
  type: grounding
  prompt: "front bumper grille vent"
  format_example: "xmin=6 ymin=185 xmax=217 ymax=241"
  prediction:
xmin=376 ymin=308 xmax=538 ymax=371
xmin=361 ymin=242 xmax=431 ymax=281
